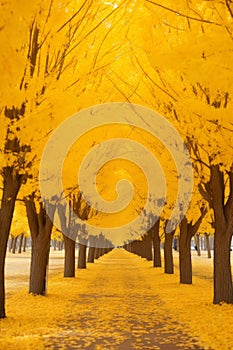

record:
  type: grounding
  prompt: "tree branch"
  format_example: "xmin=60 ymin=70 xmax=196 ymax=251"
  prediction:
xmin=190 ymin=207 xmax=207 ymax=236
xmin=145 ymin=0 xmax=221 ymax=26
xmin=198 ymin=183 xmax=212 ymax=205
xmin=210 ymin=164 xmax=227 ymax=230
xmin=24 ymin=195 xmax=38 ymax=240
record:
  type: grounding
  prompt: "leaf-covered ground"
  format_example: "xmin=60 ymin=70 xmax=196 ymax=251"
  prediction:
xmin=1 ymin=249 xmax=233 ymax=349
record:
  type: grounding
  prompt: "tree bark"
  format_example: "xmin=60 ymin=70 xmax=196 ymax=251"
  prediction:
xmin=23 ymin=236 xmax=27 ymax=252
xmin=179 ymin=211 xmax=207 ymax=284
xmin=25 ymin=195 xmax=55 ymax=295
xmin=0 ymin=166 xmax=23 ymax=318
xmin=204 ymin=233 xmax=211 ymax=259
xmin=164 ymin=231 xmax=175 ymax=274
xmin=87 ymin=246 xmax=95 ymax=263
xmin=149 ymin=219 xmax=161 ymax=267
xmin=199 ymin=164 xmax=233 ymax=303
xmin=53 ymin=239 xmax=57 ymax=251
xmin=78 ymin=243 xmax=87 ymax=269
xmin=214 ymin=231 xmax=233 ymax=304
xmin=98 ymin=248 xmax=103 ymax=258
xmin=212 ymin=166 xmax=233 ymax=304
xmin=57 ymin=202 xmax=77 ymax=277
xmin=140 ymin=233 xmax=152 ymax=261
xmin=94 ymin=247 xmax=101 ymax=259
xmin=12 ymin=236 xmax=18 ymax=254
xmin=18 ymin=234 xmax=24 ymax=254
xmin=130 ymin=240 xmax=138 ymax=255
xmin=63 ymin=235 xmax=75 ymax=277
xmin=194 ymin=233 xmax=201 ymax=256
xmin=29 ymin=233 xmax=50 ymax=295
xmin=9 ymin=235 xmax=14 ymax=252
xmin=179 ymin=218 xmax=193 ymax=284
xmin=176 ymin=236 xmax=179 ymax=252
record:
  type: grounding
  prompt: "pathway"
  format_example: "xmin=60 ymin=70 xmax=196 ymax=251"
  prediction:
xmin=43 ymin=249 xmax=203 ymax=350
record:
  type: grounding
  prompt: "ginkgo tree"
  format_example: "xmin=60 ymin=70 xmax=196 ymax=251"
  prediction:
xmin=19 ymin=0 xmax=137 ymax=296
xmin=0 ymin=0 xmax=140 ymax=317
xmin=142 ymin=0 xmax=233 ymax=303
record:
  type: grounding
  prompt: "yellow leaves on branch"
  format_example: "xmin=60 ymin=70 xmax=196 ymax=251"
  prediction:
xmin=0 ymin=0 xmax=232 ymax=235
xmin=143 ymin=0 xmax=233 ymax=167
xmin=11 ymin=201 xmax=29 ymax=237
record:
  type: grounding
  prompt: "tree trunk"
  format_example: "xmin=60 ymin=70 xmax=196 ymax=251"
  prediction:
xmin=9 ymin=235 xmax=14 ymax=252
xmin=125 ymin=243 xmax=131 ymax=252
xmin=176 ymin=236 xmax=179 ymax=252
xmin=140 ymin=233 xmax=152 ymax=261
xmin=94 ymin=247 xmax=101 ymax=259
xmin=205 ymin=233 xmax=211 ymax=259
xmin=179 ymin=238 xmax=192 ymax=284
xmin=173 ymin=237 xmax=178 ymax=251
xmin=87 ymin=246 xmax=95 ymax=263
xmin=78 ymin=243 xmax=87 ymax=269
xmin=18 ymin=234 xmax=24 ymax=254
xmin=25 ymin=196 xmax=55 ymax=295
xmin=23 ymin=236 xmax=27 ymax=252
xmin=29 ymin=234 xmax=50 ymax=295
xmin=164 ymin=232 xmax=174 ymax=274
xmin=150 ymin=219 xmax=161 ymax=267
xmin=179 ymin=218 xmax=192 ymax=284
xmin=57 ymin=202 xmax=76 ymax=277
xmin=194 ymin=234 xmax=201 ymax=256
xmin=130 ymin=240 xmax=138 ymax=256
xmin=179 ymin=209 xmax=206 ymax=285
xmin=53 ymin=239 xmax=57 ymax=251
xmin=214 ymin=230 xmax=233 ymax=304
xmin=199 ymin=164 xmax=233 ymax=303
xmin=211 ymin=165 xmax=233 ymax=304
xmin=12 ymin=236 xmax=18 ymax=254
xmin=63 ymin=235 xmax=75 ymax=277
xmin=0 ymin=166 xmax=23 ymax=318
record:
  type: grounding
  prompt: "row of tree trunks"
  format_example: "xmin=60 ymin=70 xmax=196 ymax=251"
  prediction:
xmin=124 ymin=231 xmax=153 ymax=261
xmin=127 ymin=233 xmax=152 ymax=261
xmin=124 ymin=220 xmax=161 ymax=267
xmin=94 ymin=247 xmax=108 ymax=259
xmin=52 ymin=239 xmax=63 ymax=251
xmin=126 ymin=212 xmax=207 ymax=286
xmin=18 ymin=234 xmax=24 ymax=254
xmin=193 ymin=233 xmax=212 ymax=258
xmin=194 ymin=234 xmax=201 ymax=256
xmin=61 ymin=232 xmax=112 ymax=277
xmin=8 ymin=234 xmax=25 ymax=254
xmin=12 ymin=235 xmax=18 ymax=254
